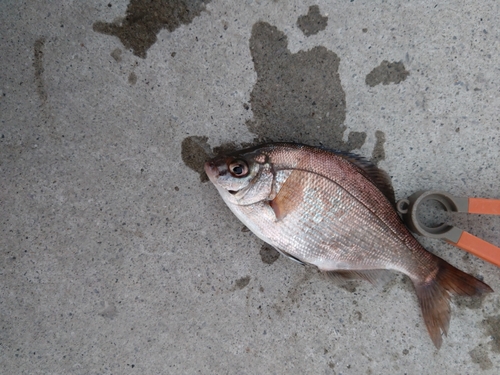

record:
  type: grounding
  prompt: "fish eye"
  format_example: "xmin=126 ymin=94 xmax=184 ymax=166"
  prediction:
xmin=229 ymin=160 xmax=249 ymax=177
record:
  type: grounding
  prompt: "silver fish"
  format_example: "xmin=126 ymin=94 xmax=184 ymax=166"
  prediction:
xmin=204 ymin=142 xmax=492 ymax=348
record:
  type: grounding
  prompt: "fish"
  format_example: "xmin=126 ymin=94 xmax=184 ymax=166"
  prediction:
xmin=204 ymin=142 xmax=492 ymax=348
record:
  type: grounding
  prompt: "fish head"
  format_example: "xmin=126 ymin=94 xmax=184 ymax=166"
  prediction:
xmin=204 ymin=148 xmax=274 ymax=206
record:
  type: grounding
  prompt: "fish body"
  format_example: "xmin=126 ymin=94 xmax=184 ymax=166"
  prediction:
xmin=204 ymin=142 xmax=492 ymax=348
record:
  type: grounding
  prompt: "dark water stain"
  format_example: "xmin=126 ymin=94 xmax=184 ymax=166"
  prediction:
xmin=212 ymin=141 xmax=255 ymax=156
xmin=98 ymin=302 xmax=118 ymax=319
xmin=455 ymin=293 xmax=488 ymax=310
xmin=371 ymin=130 xmax=386 ymax=164
xmin=483 ymin=315 xmax=500 ymax=353
xmin=111 ymin=48 xmax=122 ymax=62
xmin=271 ymin=268 xmax=316 ymax=316
xmin=366 ymin=60 xmax=409 ymax=87
xmin=380 ymin=273 xmax=413 ymax=295
xmin=128 ymin=72 xmax=137 ymax=85
xmin=339 ymin=282 xmax=358 ymax=293
xmin=469 ymin=345 xmax=493 ymax=370
xmin=286 ymin=269 xmax=314 ymax=303
xmin=93 ymin=0 xmax=211 ymax=58
xmin=181 ymin=136 xmax=213 ymax=182
xmin=354 ymin=311 xmax=362 ymax=321
xmin=182 ymin=21 xmax=390 ymax=180
xmin=32 ymin=37 xmax=61 ymax=140
xmin=235 ymin=276 xmax=250 ymax=289
xmin=297 ymin=5 xmax=328 ymax=37
xmin=33 ymin=38 xmax=47 ymax=103
xmin=259 ymin=244 xmax=280 ymax=265
xmin=247 ymin=21 xmax=365 ymax=152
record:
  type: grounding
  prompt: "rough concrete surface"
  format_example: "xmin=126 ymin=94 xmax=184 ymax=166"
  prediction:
xmin=1 ymin=1 xmax=499 ymax=374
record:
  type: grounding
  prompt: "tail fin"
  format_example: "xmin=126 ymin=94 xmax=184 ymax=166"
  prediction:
xmin=413 ymin=259 xmax=493 ymax=349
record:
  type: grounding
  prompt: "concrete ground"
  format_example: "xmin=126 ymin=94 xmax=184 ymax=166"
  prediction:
xmin=1 ymin=0 xmax=499 ymax=374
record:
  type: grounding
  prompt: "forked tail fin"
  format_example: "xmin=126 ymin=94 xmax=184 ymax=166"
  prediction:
xmin=414 ymin=259 xmax=493 ymax=349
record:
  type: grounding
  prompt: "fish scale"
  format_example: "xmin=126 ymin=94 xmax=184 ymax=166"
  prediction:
xmin=205 ymin=142 xmax=492 ymax=348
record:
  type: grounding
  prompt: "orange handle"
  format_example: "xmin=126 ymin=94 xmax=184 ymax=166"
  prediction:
xmin=454 ymin=231 xmax=500 ymax=267
xmin=468 ymin=197 xmax=500 ymax=215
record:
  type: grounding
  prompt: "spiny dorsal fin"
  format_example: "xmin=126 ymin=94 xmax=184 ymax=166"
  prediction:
xmin=336 ymin=152 xmax=396 ymax=207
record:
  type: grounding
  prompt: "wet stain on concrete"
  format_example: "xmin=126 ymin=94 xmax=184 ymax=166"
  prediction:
xmin=380 ymin=273 xmax=413 ymax=295
xmin=33 ymin=38 xmax=47 ymax=103
xmin=469 ymin=345 xmax=493 ymax=370
xmin=235 ymin=276 xmax=251 ymax=289
xmin=247 ymin=21 xmax=366 ymax=151
xmin=128 ymin=72 xmax=137 ymax=85
xmin=348 ymin=309 xmax=363 ymax=326
xmin=272 ymin=268 xmax=316 ymax=316
xmin=371 ymin=130 xmax=386 ymax=164
xmin=183 ymin=21 xmax=390 ymax=180
xmin=483 ymin=315 xmax=500 ymax=353
xmin=366 ymin=60 xmax=409 ymax=87
xmin=286 ymin=269 xmax=315 ymax=303
xmin=33 ymin=37 xmax=60 ymax=139
xmin=212 ymin=141 xmax=254 ymax=156
xmin=181 ymin=136 xmax=213 ymax=182
xmin=98 ymin=301 xmax=118 ymax=319
xmin=297 ymin=5 xmax=328 ymax=37
xmin=110 ymin=48 xmax=122 ymax=62
xmin=93 ymin=0 xmax=211 ymax=58
xmin=455 ymin=292 xmax=488 ymax=310
xmin=339 ymin=282 xmax=358 ymax=293
xmin=259 ymin=244 xmax=280 ymax=265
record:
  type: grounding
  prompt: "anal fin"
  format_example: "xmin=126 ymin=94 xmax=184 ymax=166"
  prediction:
xmin=324 ymin=269 xmax=390 ymax=285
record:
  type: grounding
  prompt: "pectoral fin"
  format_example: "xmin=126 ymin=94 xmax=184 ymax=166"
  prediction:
xmin=269 ymin=170 xmax=304 ymax=221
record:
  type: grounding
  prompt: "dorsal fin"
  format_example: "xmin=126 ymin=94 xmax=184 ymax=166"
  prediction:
xmin=336 ymin=152 xmax=396 ymax=207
